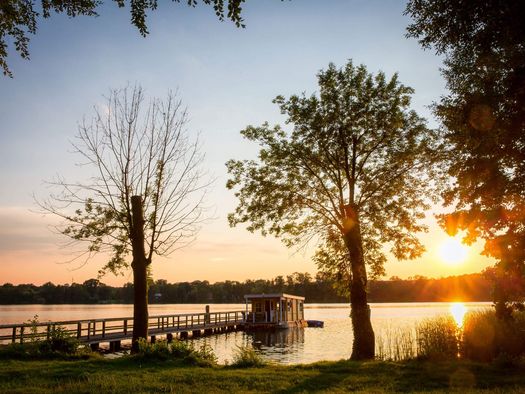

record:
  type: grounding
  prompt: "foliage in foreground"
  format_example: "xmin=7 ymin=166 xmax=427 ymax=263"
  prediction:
xmin=229 ymin=344 xmax=267 ymax=368
xmin=2 ymin=0 xmax=247 ymax=77
xmin=0 ymin=330 xmax=87 ymax=360
xmin=463 ymin=310 xmax=525 ymax=363
xmin=0 ymin=315 xmax=86 ymax=360
xmin=416 ymin=316 xmax=459 ymax=360
xmin=135 ymin=338 xmax=218 ymax=366
xmin=1 ymin=357 xmax=525 ymax=393
xmin=406 ymin=0 xmax=525 ymax=315
xmin=377 ymin=310 xmax=525 ymax=364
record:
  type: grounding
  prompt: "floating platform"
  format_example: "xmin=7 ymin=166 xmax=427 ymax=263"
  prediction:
xmin=306 ymin=320 xmax=324 ymax=328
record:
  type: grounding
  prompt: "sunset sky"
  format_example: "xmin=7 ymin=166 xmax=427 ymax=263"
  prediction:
xmin=0 ymin=0 xmax=494 ymax=286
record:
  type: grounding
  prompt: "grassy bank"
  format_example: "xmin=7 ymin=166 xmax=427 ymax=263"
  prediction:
xmin=1 ymin=357 xmax=525 ymax=393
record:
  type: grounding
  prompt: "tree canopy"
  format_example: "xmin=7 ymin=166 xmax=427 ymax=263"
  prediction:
xmin=406 ymin=0 xmax=525 ymax=314
xmin=227 ymin=61 xmax=437 ymax=279
xmin=1 ymin=0 xmax=247 ymax=77
xmin=227 ymin=60 xmax=439 ymax=358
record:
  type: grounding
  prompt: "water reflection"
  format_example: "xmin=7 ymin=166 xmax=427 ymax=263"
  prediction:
xmin=250 ymin=327 xmax=305 ymax=358
xmin=450 ymin=302 xmax=467 ymax=327
xmin=0 ymin=302 xmax=491 ymax=364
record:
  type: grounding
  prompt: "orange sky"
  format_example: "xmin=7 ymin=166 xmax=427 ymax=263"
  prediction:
xmin=0 ymin=206 xmax=495 ymax=286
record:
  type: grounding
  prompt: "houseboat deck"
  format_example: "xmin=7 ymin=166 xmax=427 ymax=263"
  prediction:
xmin=244 ymin=293 xmax=306 ymax=329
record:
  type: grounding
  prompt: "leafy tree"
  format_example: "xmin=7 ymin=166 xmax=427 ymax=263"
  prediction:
xmin=405 ymin=0 xmax=525 ymax=316
xmin=40 ymin=85 xmax=209 ymax=350
xmin=226 ymin=60 xmax=438 ymax=359
xmin=1 ymin=0 xmax=247 ymax=77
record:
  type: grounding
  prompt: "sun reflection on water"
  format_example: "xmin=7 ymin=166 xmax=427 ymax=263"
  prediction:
xmin=450 ymin=302 xmax=467 ymax=327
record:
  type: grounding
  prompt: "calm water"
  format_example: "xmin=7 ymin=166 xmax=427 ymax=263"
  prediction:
xmin=0 ymin=302 xmax=490 ymax=364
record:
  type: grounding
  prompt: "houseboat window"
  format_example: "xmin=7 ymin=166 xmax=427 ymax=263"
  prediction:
xmin=255 ymin=302 xmax=262 ymax=313
xmin=299 ymin=301 xmax=304 ymax=311
xmin=287 ymin=300 xmax=292 ymax=311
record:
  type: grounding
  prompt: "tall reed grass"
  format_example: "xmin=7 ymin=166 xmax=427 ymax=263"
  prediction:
xmin=376 ymin=323 xmax=416 ymax=361
xmin=376 ymin=310 xmax=525 ymax=363
xmin=416 ymin=315 xmax=459 ymax=360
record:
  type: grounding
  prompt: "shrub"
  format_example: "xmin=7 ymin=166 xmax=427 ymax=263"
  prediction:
xmin=39 ymin=326 xmax=79 ymax=354
xmin=416 ymin=316 xmax=459 ymax=360
xmin=230 ymin=345 xmax=266 ymax=368
xmin=0 ymin=342 xmax=40 ymax=359
xmin=135 ymin=338 xmax=217 ymax=366
xmin=137 ymin=338 xmax=172 ymax=359
xmin=0 ymin=317 xmax=80 ymax=359
xmin=462 ymin=310 xmax=525 ymax=362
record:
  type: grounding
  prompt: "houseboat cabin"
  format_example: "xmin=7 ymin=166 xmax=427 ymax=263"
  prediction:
xmin=244 ymin=293 xmax=305 ymax=328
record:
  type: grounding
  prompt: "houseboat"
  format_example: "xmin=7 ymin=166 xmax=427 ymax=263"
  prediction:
xmin=243 ymin=293 xmax=306 ymax=329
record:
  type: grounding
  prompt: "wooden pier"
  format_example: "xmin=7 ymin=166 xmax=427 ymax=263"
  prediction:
xmin=0 ymin=310 xmax=245 ymax=350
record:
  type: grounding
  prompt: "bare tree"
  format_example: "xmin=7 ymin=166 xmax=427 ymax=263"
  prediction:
xmin=40 ymin=85 xmax=210 ymax=349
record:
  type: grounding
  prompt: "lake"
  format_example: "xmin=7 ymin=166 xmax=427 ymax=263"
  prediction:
xmin=0 ymin=302 xmax=491 ymax=364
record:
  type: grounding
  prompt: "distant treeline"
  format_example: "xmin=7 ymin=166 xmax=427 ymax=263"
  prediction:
xmin=0 ymin=273 xmax=492 ymax=305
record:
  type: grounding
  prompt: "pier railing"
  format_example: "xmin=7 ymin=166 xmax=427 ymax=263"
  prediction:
xmin=0 ymin=310 xmax=245 ymax=344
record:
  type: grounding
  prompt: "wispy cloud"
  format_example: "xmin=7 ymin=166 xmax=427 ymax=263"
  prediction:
xmin=0 ymin=207 xmax=59 ymax=253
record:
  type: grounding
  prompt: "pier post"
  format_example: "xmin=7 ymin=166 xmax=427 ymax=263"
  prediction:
xmin=167 ymin=333 xmax=174 ymax=343
xmin=109 ymin=341 xmax=121 ymax=352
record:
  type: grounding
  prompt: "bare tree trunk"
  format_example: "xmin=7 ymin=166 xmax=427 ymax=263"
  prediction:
xmin=131 ymin=195 xmax=149 ymax=352
xmin=343 ymin=205 xmax=375 ymax=360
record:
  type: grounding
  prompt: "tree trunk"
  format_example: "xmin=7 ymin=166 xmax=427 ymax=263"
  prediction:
xmin=493 ymin=273 xmax=512 ymax=321
xmin=343 ymin=204 xmax=375 ymax=360
xmin=130 ymin=195 xmax=149 ymax=352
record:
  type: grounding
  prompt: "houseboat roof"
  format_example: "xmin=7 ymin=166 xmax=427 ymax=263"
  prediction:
xmin=244 ymin=293 xmax=305 ymax=301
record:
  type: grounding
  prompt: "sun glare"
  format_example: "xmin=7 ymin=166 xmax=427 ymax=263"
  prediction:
xmin=450 ymin=302 xmax=467 ymax=327
xmin=439 ymin=237 xmax=468 ymax=265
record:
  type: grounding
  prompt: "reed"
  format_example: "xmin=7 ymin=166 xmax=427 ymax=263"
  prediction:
xmin=416 ymin=315 xmax=459 ymax=360
xmin=377 ymin=310 xmax=525 ymax=363
xmin=376 ymin=316 xmax=458 ymax=361
xmin=229 ymin=344 xmax=267 ymax=367
xmin=462 ymin=310 xmax=525 ymax=363
xmin=376 ymin=323 xmax=417 ymax=361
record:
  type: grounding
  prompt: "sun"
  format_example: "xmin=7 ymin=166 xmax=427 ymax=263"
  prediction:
xmin=439 ymin=237 xmax=468 ymax=265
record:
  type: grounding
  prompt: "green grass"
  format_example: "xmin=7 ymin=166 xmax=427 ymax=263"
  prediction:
xmin=1 ymin=357 xmax=525 ymax=393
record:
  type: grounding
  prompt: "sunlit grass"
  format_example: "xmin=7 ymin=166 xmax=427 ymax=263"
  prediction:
xmin=2 ymin=357 xmax=525 ymax=393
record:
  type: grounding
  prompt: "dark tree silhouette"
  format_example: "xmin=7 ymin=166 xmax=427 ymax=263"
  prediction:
xmin=1 ymin=0 xmax=247 ymax=77
xmin=406 ymin=0 xmax=525 ymax=316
